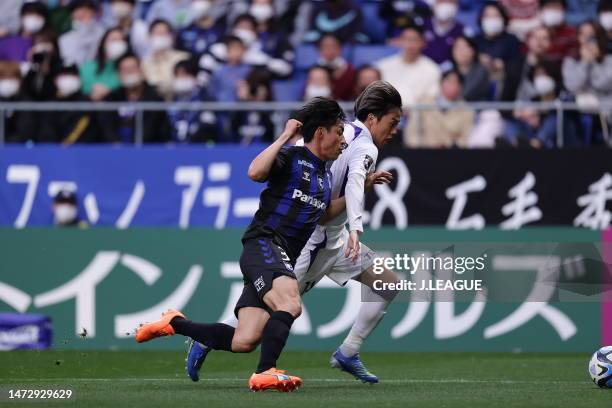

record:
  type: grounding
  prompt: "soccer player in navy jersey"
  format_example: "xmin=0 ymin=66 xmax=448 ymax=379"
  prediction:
xmin=135 ymin=97 xmax=348 ymax=391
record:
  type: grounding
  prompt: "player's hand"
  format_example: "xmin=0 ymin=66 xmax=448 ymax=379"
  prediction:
xmin=283 ymin=119 xmax=303 ymax=138
xmin=365 ymin=171 xmax=393 ymax=191
xmin=344 ymin=230 xmax=361 ymax=263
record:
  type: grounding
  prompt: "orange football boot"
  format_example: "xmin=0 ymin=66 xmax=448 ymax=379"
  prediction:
xmin=248 ymin=368 xmax=302 ymax=392
xmin=135 ymin=309 xmax=185 ymax=343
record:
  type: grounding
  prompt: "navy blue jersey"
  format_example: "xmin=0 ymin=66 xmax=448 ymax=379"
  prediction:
xmin=242 ymin=146 xmax=333 ymax=263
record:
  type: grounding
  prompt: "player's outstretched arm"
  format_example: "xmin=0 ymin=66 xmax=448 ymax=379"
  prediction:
xmin=247 ymin=119 xmax=302 ymax=182
xmin=318 ymin=171 xmax=392 ymax=225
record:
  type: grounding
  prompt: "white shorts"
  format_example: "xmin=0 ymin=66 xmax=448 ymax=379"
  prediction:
xmin=294 ymin=229 xmax=376 ymax=294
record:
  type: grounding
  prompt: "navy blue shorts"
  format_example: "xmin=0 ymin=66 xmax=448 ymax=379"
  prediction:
xmin=234 ymin=237 xmax=297 ymax=316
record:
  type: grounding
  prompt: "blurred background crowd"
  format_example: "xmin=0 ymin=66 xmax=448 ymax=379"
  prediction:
xmin=0 ymin=0 xmax=611 ymax=148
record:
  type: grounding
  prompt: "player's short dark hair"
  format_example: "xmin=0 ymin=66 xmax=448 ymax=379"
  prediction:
xmin=294 ymin=97 xmax=345 ymax=143
xmin=354 ymin=80 xmax=402 ymax=122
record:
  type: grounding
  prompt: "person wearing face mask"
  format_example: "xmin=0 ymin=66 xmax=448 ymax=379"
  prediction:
xmin=37 ymin=65 xmax=99 ymax=143
xmin=79 ymin=27 xmax=130 ymax=101
xmin=405 ymin=69 xmax=475 ymax=148
xmin=303 ymin=65 xmax=333 ymax=101
xmin=540 ymin=0 xmax=578 ymax=61
xmin=562 ymin=20 xmax=612 ymax=145
xmin=508 ymin=63 xmax=582 ymax=147
xmin=176 ymin=0 xmax=225 ymax=56
xmin=249 ymin=1 xmax=295 ymax=79
xmin=422 ymin=0 xmax=465 ymax=64
xmin=0 ymin=61 xmax=38 ymax=143
xmin=100 ymin=53 xmax=170 ymax=143
xmin=230 ymin=67 xmax=275 ymax=144
xmin=474 ymin=3 xmax=521 ymax=82
xmin=0 ymin=2 xmax=49 ymax=62
xmin=59 ymin=0 xmax=105 ymax=66
xmin=597 ymin=1 xmax=612 ymax=54
xmin=146 ymin=0 xmax=193 ymax=29
xmin=503 ymin=26 xmax=557 ymax=102
xmin=106 ymin=0 xmax=149 ymax=58
xmin=501 ymin=0 xmax=541 ymax=40
xmin=316 ymin=33 xmax=355 ymax=100
xmin=167 ymin=59 xmax=219 ymax=143
xmin=52 ymin=190 xmax=88 ymax=228
xmin=142 ymin=19 xmax=190 ymax=98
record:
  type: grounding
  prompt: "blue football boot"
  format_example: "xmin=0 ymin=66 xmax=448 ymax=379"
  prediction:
xmin=330 ymin=348 xmax=379 ymax=383
xmin=186 ymin=339 xmax=211 ymax=382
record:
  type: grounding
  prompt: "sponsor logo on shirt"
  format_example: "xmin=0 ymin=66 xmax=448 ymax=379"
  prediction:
xmin=363 ymin=155 xmax=374 ymax=171
xmin=298 ymin=160 xmax=314 ymax=169
xmin=291 ymin=189 xmax=327 ymax=210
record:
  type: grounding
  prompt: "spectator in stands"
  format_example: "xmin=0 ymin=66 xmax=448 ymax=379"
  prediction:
xmin=540 ymin=0 xmax=578 ymax=61
xmin=209 ymin=35 xmax=252 ymax=102
xmin=80 ymin=27 xmax=130 ymax=101
xmin=38 ymin=65 xmax=99 ymax=143
xmin=422 ymin=0 xmax=465 ymax=64
xmin=250 ymin=2 xmax=295 ymax=79
xmin=378 ymin=0 xmax=431 ymax=39
xmin=176 ymin=0 xmax=225 ymax=57
xmin=231 ymin=67 xmax=275 ymax=144
xmin=167 ymin=59 xmax=218 ymax=143
xmin=21 ymin=30 xmax=62 ymax=101
xmin=376 ymin=24 xmax=440 ymax=106
xmin=59 ymin=0 xmax=105 ymax=66
xmin=352 ymin=64 xmax=381 ymax=99
xmin=502 ymin=0 xmax=541 ymax=40
xmin=142 ymin=20 xmax=190 ymax=98
xmin=404 ymin=68 xmax=474 ymax=148
xmin=508 ymin=63 xmax=581 ymax=147
xmin=0 ymin=2 xmax=49 ymax=62
xmin=451 ymin=35 xmax=491 ymax=101
xmin=0 ymin=61 xmax=36 ymax=143
xmin=303 ymin=0 xmax=365 ymax=44
xmin=504 ymin=26 xmax=556 ymax=101
xmin=52 ymin=190 xmax=87 ymax=228
xmin=0 ymin=0 xmax=25 ymax=39
xmin=474 ymin=2 xmax=521 ymax=84
xmin=200 ymin=14 xmax=292 ymax=84
xmin=316 ymin=33 xmax=356 ymax=100
xmin=303 ymin=65 xmax=333 ymax=100
xmin=598 ymin=1 xmax=612 ymax=54
xmin=146 ymin=0 xmax=193 ymax=29
xmin=100 ymin=53 xmax=170 ymax=143
xmin=563 ymin=20 xmax=612 ymax=144
xmin=45 ymin=0 xmax=72 ymax=36
xmin=107 ymin=0 xmax=148 ymax=58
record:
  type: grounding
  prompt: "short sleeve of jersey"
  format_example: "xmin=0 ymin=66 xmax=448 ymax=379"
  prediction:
xmin=348 ymin=142 xmax=378 ymax=177
xmin=268 ymin=146 xmax=292 ymax=181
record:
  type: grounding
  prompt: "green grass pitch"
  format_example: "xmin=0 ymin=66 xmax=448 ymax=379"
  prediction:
xmin=0 ymin=350 xmax=609 ymax=407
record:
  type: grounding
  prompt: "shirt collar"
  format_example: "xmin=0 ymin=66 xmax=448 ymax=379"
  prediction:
xmin=352 ymin=119 xmax=373 ymax=141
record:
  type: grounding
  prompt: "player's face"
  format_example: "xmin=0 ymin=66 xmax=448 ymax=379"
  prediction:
xmin=371 ymin=109 xmax=401 ymax=147
xmin=319 ymin=120 xmax=345 ymax=161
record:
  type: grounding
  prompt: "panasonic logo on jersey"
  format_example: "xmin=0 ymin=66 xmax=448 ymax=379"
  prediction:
xmin=291 ymin=189 xmax=327 ymax=209
xmin=298 ymin=160 xmax=315 ymax=169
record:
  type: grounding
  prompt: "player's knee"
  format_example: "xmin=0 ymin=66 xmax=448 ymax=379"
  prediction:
xmin=231 ymin=338 xmax=258 ymax=353
xmin=277 ymin=299 xmax=301 ymax=318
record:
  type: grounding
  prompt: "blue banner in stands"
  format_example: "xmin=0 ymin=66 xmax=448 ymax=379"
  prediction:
xmin=0 ymin=146 xmax=265 ymax=228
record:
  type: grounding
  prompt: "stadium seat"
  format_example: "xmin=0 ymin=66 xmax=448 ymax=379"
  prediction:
xmin=272 ymin=76 xmax=306 ymax=101
xmin=351 ymin=45 xmax=399 ymax=68
xmin=360 ymin=3 xmax=387 ymax=44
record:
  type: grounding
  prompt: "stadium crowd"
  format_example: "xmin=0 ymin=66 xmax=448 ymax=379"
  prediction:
xmin=0 ymin=0 xmax=611 ymax=147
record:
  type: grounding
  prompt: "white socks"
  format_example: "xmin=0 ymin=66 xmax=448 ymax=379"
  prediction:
xmin=339 ymin=288 xmax=389 ymax=357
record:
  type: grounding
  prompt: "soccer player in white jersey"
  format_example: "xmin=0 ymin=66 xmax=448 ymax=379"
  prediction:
xmin=185 ymin=81 xmax=402 ymax=384
xmin=294 ymin=81 xmax=402 ymax=383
